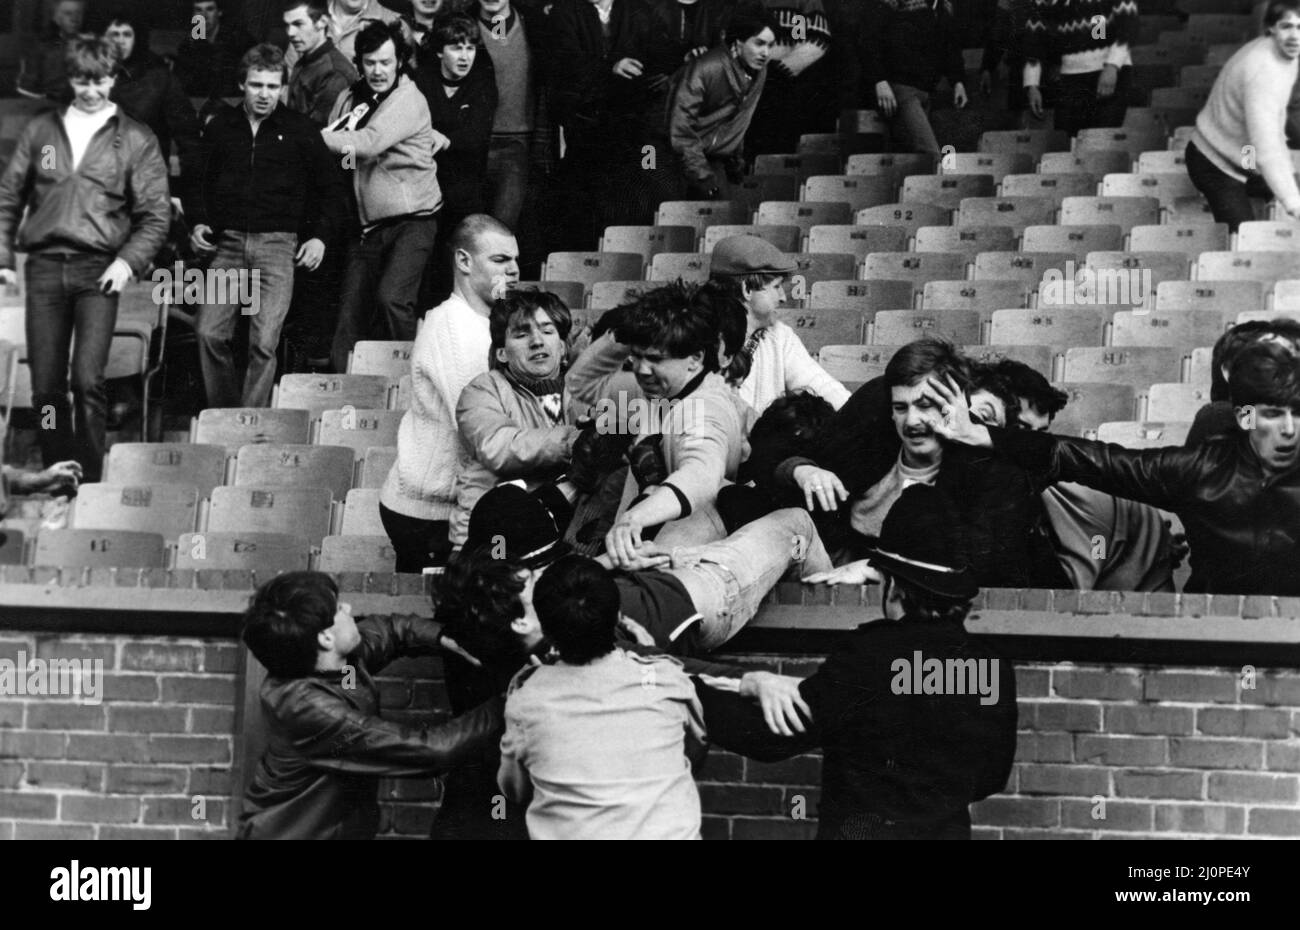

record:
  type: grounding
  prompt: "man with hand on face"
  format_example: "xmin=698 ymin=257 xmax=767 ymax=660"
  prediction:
xmin=323 ymin=20 xmax=444 ymax=370
xmin=187 ymin=44 xmax=345 ymax=409
xmin=928 ymin=340 xmax=1300 ymax=596
xmin=0 ymin=38 xmax=169 ymax=483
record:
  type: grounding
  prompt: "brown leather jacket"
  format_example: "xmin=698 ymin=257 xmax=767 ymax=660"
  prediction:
xmin=238 ymin=614 xmax=504 ymax=840
xmin=0 ymin=107 xmax=170 ymax=275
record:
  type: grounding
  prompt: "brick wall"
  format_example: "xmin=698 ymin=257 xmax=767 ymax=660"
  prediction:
xmin=3 ymin=629 xmax=1299 ymax=840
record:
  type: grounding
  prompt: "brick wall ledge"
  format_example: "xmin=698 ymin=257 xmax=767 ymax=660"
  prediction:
xmin=1 ymin=581 xmax=1298 ymax=668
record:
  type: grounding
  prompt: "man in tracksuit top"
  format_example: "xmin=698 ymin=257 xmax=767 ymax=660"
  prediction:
xmin=187 ymin=43 xmax=346 ymax=409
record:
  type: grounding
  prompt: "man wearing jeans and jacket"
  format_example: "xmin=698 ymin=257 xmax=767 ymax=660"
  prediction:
xmin=187 ymin=44 xmax=345 ymax=408
xmin=0 ymin=37 xmax=170 ymax=482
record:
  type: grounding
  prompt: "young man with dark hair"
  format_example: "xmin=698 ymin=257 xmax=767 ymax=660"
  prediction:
xmin=745 ymin=0 xmax=832 ymax=155
xmin=701 ymin=483 xmax=1018 ymax=840
xmin=285 ymin=0 xmax=403 ymax=71
xmin=1186 ymin=319 xmax=1300 ymax=447
xmin=928 ymin=340 xmax=1300 ymax=595
xmin=284 ymin=0 xmax=360 ymax=125
xmin=498 ymin=554 xmax=708 ymax=839
xmin=667 ymin=5 xmax=777 ymax=201
xmin=175 ymin=0 xmax=258 ymax=101
xmin=0 ymin=37 xmax=170 ymax=483
xmin=754 ymin=340 xmax=1069 ymax=589
xmin=238 ymin=571 xmax=503 ymax=840
xmin=187 ymin=43 xmax=346 ymax=408
xmin=708 ymin=235 xmax=849 ymax=415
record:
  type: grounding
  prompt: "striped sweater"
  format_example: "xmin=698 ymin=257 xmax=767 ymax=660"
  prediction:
xmin=761 ymin=0 xmax=832 ymax=54
xmin=1020 ymin=0 xmax=1138 ymax=87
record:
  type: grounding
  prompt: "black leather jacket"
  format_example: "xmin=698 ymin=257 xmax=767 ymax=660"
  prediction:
xmin=989 ymin=425 xmax=1300 ymax=595
xmin=238 ymin=614 xmax=504 ymax=840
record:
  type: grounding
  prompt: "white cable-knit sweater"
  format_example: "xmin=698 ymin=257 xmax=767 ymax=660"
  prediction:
xmin=380 ymin=292 xmax=492 ymax=521
xmin=737 ymin=321 xmax=851 ymax=416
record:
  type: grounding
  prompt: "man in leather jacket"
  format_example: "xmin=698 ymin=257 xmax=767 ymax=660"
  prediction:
xmin=237 ymin=571 xmax=504 ymax=840
xmin=926 ymin=340 xmax=1300 ymax=596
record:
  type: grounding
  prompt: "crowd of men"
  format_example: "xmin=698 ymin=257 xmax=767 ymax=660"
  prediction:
xmin=5 ymin=0 xmax=1300 ymax=840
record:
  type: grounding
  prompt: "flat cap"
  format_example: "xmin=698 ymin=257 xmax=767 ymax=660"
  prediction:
xmin=710 ymin=235 xmax=796 ymax=277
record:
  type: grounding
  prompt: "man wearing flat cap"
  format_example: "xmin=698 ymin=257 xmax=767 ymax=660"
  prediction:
xmin=696 ymin=482 xmax=1019 ymax=840
xmin=709 ymin=234 xmax=850 ymax=417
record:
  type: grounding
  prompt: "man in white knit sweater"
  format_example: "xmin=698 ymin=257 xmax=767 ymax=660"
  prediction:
xmin=1185 ymin=1 xmax=1300 ymax=232
xmin=708 ymin=236 xmax=850 ymax=416
xmin=379 ymin=214 xmax=520 ymax=572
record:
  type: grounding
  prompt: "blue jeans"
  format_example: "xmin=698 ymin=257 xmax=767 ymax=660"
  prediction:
xmin=195 ymin=231 xmax=298 ymax=408
xmin=24 ymin=253 xmax=119 ymax=482
xmin=331 ymin=216 xmax=437 ymax=374
xmin=484 ymin=133 xmax=530 ymax=231
xmin=664 ymin=507 xmax=833 ymax=651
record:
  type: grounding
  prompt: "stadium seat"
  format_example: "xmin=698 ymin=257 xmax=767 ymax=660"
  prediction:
xmin=588 ymin=280 xmax=659 ymax=309
xmin=780 ymin=307 xmax=866 ymax=354
xmin=1155 ymin=279 xmax=1263 ymax=311
xmin=818 ymin=345 xmax=904 ymax=390
xmin=921 ymin=279 xmax=1031 ymax=311
xmin=175 ymin=532 xmax=311 ymax=574
xmin=788 ymin=253 xmax=858 ymax=289
xmin=1111 ymin=309 xmax=1228 ymax=349
xmin=1151 ymin=86 xmax=1211 ymax=111
xmin=207 ymin=486 xmax=334 ymax=546
xmin=1168 ymin=126 xmax=1197 ymax=151
xmin=1236 ymin=308 xmax=1300 ymax=325
xmin=543 ymin=252 xmax=643 ymax=291
xmin=1130 ymin=42 xmax=1207 ymax=68
xmin=233 ymin=443 xmax=356 ymax=501
xmin=510 ymin=280 xmax=586 ymax=309
xmin=1062 ymin=347 xmax=1185 ymax=387
xmin=801 ymin=175 xmax=896 ymax=212
xmin=1178 ymin=63 xmax=1222 ymax=89
xmin=340 ymin=488 xmax=387 ymax=536
xmin=977 ymin=129 xmax=1070 ymax=157
xmin=862 ymin=252 xmax=969 ymax=286
xmin=648 ymin=252 xmax=710 ymax=282
xmin=1084 ymin=250 xmax=1191 ymax=291
xmin=808 ymin=279 xmax=916 ymax=309
xmin=358 ymin=446 xmax=397 ymax=490
xmin=318 ymin=535 xmax=397 ymax=574
xmin=990 ymin=308 xmax=1107 ymax=348
xmin=1147 ymin=382 xmax=1213 ymax=421
xmin=756 ymin=200 xmax=853 ymax=233
xmin=871 ymin=310 xmax=981 ymax=346
xmin=1075 ymin=128 xmax=1168 ymax=155
xmin=701 ymin=224 xmax=802 ymax=254
xmin=104 ymin=443 xmax=228 ymax=498
xmin=1135 ymin=150 xmax=1186 ymax=173
xmin=1130 ymin=223 xmax=1229 ymax=256
xmin=799 ymin=130 xmax=886 ymax=156
xmin=1100 ymin=172 xmax=1202 ymax=207
xmin=998 ymin=172 xmax=1099 ymax=206
xmin=1164 ymin=196 xmax=1219 ymax=225
xmin=315 ymin=409 xmax=404 ymax=459
xmin=962 ymin=344 xmax=1055 ymax=378
xmin=1049 ymin=383 xmax=1138 ymax=437
xmin=192 ymin=407 xmax=312 ymax=451
xmin=70 ymin=483 xmax=200 ymax=539
xmin=1235 ymin=221 xmax=1300 ymax=252
xmin=274 ymin=374 xmax=390 ymax=415
xmin=1129 ymin=64 xmax=1178 ymax=93
xmin=1197 ymin=251 xmax=1300 ymax=285
xmin=753 ymin=152 xmax=841 ymax=181
xmin=1021 ymin=224 xmax=1123 ymax=260
xmin=956 ymin=196 xmax=1057 ymax=233
xmin=730 ymin=174 xmax=800 ymax=213
xmin=901 ymin=174 xmax=996 ymax=211
xmin=839 ymin=109 xmax=890 ymax=136
xmin=844 ymin=152 xmax=936 ymax=186
xmin=655 ymin=201 xmax=747 ymax=237
xmin=1059 ymin=196 xmax=1161 ymax=234
xmin=972 ymin=251 xmax=1073 ymax=286
xmin=347 ymin=341 xmax=414 ymax=380
xmin=1096 ymin=420 xmax=1193 ymax=448
xmin=1187 ymin=347 xmax=1214 ymax=387
xmin=33 ymin=529 xmax=167 ymax=570
xmin=391 ymin=375 xmax=412 ymax=410
xmin=940 ymin=152 xmax=1035 ymax=184
xmin=913 ymin=225 xmax=1017 ymax=260
xmin=599 ymin=225 xmax=696 ymax=261
xmin=1037 ymin=150 xmax=1132 ymax=176
xmin=807 ymin=225 xmax=908 ymax=258
xmin=855 ymin=201 xmax=952 ymax=234
xmin=0 ymin=530 xmax=24 ymax=566
xmin=1271 ymin=280 xmax=1300 ymax=310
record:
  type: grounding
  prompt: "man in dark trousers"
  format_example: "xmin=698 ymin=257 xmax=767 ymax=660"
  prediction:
xmin=698 ymin=483 xmax=1019 ymax=840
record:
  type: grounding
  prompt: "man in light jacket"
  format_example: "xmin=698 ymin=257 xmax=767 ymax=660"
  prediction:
xmin=322 ymin=20 xmax=445 ymax=371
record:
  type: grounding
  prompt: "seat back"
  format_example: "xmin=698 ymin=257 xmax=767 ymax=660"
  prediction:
xmin=233 ymin=444 xmax=356 ymax=501
xmin=71 ymin=484 xmax=200 ymax=538
xmin=316 ymin=409 xmax=404 ymax=459
xmin=599 ymin=225 xmax=696 ymax=261
xmin=871 ymin=309 xmax=981 ymax=346
xmin=193 ymin=408 xmax=312 ymax=452
xmin=1062 ymin=347 xmax=1185 ymax=387
xmin=104 ymin=443 xmax=228 ymax=498
xmin=33 ymin=529 xmax=167 ymax=570
xmin=1021 ymin=224 xmax=1123 ymax=260
xmin=176 ymin=532 xmax=311 ymax=573
xmin=808 ymin=279 xmax=916 ymax=309
xmin=1049 ymin=383 xmax=1138 ymax=437
xmin=913 ymin=225 xmax=1018 ymax=260
xmin=318 ymin=535 xmax=398 ymax=573
xmin=348 ymin=341 xmax=414 ymax=380
xmin=806 ymin=225 xmax=908 ymax=258
xmin=1156 ymin=279 xmax=1263 ymax=311
xmin=900 ymin=174 xmax=996 ymax=211
xmin=921 ymin=279 xmax=1031 ymax=311
xmin=207 ymin=486 xmax=334 ymax=545
xmin=358 ymin=446 xmax=398 ymax=489
xmin=855 ymin=202 xmax=951 ymax=233
xmin=274 ymin=375 xmax=390 ymax=415
xmin=340 ymin=488 xmax=387 ymax=536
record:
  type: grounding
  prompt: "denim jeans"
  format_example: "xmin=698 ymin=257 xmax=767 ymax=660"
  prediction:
xmin=24 ymin=253 xmax=119 ymax=482
xmin=887 ymin=84 xmax=941 ymax=157
xmin=663 ymin=507 xmax=833 ymax=651
xmin=195 ymin=230 xmax=298 ymax=408
xmin=331 ymin=216 xmax=437 ymax=374
xmin=485 ymin=133 xmax=529 ymax=231
xmin=1185 ymin=141 xmax=1258 ymax=233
